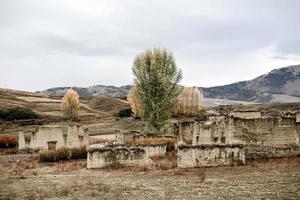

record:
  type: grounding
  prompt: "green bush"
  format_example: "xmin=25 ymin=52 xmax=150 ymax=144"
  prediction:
xmin=70 ymin=146 xmax=87 ymax=159
xmin=0 ymin=107 xmax=38 ymax=121
xmin=114 ymin=107 xmax=133 ymax=118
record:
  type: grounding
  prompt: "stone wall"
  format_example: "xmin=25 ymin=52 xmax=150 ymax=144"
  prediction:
xmin=87 ymin=146 xmax=151 ymax=169
xmin=187 ymin=116 xmax=299 ymax=147
xmin=19 ymin=125 xmax=89 ymax=150
xmin=177 ymin=144 xmax=245 ymax=168
xmin=245 ymin=144 xmax=300 ymax=160
xmin=177 ymin=121 xmax=194 ymax=144
xmin=233 ymin=118 xmax=299 ymax=146
xmin=87 ymin=144 xmax=167 ymax=169
xmin=231 ymin=111 xmax=261 ymax=119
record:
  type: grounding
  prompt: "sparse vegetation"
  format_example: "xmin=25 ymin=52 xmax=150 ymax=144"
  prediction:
xmin=39 ymin=146 xmax=86 ymax=162
xmin=0 ymin=107 xmax=37 ymax=121
xmin=61 ymin=88 xmax=80 ymax=120
xmin=132 ymin=48 xmax=182 ymax=134
xmin=124 ymin=136 xmax=176 ymax=145
xmin=70 ymin=146 xmax=87 ymax=159
xmin=0 ymin=134 xmax=18 ymax=148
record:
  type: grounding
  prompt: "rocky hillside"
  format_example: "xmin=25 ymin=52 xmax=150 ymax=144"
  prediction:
xmin=201 ymin=65 xmax=300 ymax=103
xmin=37 ymin=65 xmax=300 ymax=103
xmin=36 ymin=85 xmax=131 ymax=98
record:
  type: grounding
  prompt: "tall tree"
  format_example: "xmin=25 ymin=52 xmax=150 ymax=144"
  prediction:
xmin=132 ymin=48 xmax=182 ymax=134
xmin=61 ymin=88 xmax=80 ymax=120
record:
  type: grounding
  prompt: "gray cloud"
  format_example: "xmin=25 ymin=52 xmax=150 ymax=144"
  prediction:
xmin=0 ymin=0 xmax=299 ymax=91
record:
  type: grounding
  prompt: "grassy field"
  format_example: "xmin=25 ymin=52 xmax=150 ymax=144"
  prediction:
xmin=0 ymin=153 xmax=299 ymax=200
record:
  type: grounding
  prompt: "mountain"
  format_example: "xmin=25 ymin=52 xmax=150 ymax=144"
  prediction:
xmin=37 ymin=65 xmax=300 ymax=103
xmin=36 ymin=85 xmax=131 ymax=98
xmin=201 ymin=65 xmax=300 ymax=103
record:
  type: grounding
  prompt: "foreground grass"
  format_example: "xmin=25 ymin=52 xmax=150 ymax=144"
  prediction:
xmin=0 ymin=154 xmax=299 ymax=200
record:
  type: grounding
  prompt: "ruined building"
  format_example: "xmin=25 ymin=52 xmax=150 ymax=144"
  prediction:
xmin=19 ymin=125 xmax=89 ymax=150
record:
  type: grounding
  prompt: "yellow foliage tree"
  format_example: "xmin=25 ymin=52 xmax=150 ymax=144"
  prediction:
xmin=61 ymin=88 xmax=80 ymax=119
xmin=176 ymin=86 xmax=203 ymax=116
xmin=127 ymin=86 xmax=142 ymax=117
xmin=127 ymin=86 xmax=203 ymax=117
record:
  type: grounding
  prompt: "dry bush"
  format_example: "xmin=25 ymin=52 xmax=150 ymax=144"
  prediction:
xmin=70 ymin=146 xmax=87 ymax=159
xmin=56 ymin=160 xmax=86 ymax=172
xmin=39 ymin=147 xmax=70 ymax=162
xmin=55 ymin=147 xmax=70 ymax=160
xmin=89 ymin=138 xmax=114 ymax=145
xmin=61 ymin=88 xmax=80 ymax=119
xmin=0 ymin=134 xmax=18 ymax=148
xmin=150 ymin=150 xmax=177 ymax=170
xmin=125 ymin=136 xmax=176 ymax=145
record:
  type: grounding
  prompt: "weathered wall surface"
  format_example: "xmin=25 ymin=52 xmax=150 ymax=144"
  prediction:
xmin=231 ymin=111 xmax=261 ymax=119
xmin=177 ymin=122 xmax=194 ymax=144
xmin=87 ymin=146 xmax=152 ymax=169
xmin=245 ymin=144 xmax=300 ymax=160
xmin=177 ymin=144 xmax=245 ymax=168
xmin=19 ymin=125 xmax=89 ymax=150
xmin=87 ymin=144 xmax=167 ymax=169
xmin=233 ymin=118 xmax=299 ymax=146
xmin=192 ymin=119 xmax=240 ymax=145
xmin=187 ymin=116 xmax=299 ymax=147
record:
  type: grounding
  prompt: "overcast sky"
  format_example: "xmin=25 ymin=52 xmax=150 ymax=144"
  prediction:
xmin=1 ymin=0 xmax=300 ymax=91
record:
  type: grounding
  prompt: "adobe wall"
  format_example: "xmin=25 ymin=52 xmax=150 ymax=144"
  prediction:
xmin=177 ymin=122 xmax=194 ymax=144
xmin=87 ymin=144 xmax=167 ymax=169
xmin=245 ymin=144 xmax=300 ymax=160
xmin=233 ymin=118 xmax=299 ymax=146
xmin=19 ymin=125 xmax=89 ymax=150
xmin=231 ymin=111 xmax=261 ymax=119
xmin=192 ymin=119 xmax=241 ymax=145
xmin=189 ymin=116 xmax=299 ymax=147
xmin=177 ymin=144 xmax=245 ymax=168
xmin=107 ymin=144 xmax=167 ymax=158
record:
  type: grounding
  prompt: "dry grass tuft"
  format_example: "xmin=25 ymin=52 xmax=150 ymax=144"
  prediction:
xmin=125 ymin=136 xmax=176 ymax=145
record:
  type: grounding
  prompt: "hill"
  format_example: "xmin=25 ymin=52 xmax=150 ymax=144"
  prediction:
xmin=201 ymin=65 xmax=300 ymax=103
xmin=37 ymin=65 xmax=300 ymax=103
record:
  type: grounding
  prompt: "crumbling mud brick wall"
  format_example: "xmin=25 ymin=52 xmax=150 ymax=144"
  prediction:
xmin=87 ymin=144 xmax=167 ymax=169
xmin=19 ymin=125 xmax=89 ymax=150
xmin=177 ymin=144 xmax=245 ymax=168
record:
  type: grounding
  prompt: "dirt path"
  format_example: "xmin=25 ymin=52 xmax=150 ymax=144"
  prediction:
xmin=0 ymin=156 xmax=299 ymax=200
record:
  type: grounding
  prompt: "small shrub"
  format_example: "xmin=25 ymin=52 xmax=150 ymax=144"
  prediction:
xmin=0 ymin=107 xmax=37 ymax=121
xmin=39 ymin=150 xmax=57 ymax=162
xmin=55 ymin=147 xmax=70 ymax=161
xmin=39 ymin=147 xmax=70 ymax=162
xmin=114 ymin=107 xmax=133 ymax=118
xmin=70 ymin=146 xmax=87 ymax=159
xmin=0 ymin=134 xmax=18 ymax=148
xmin=125 ymin=136 xmax=176 ymax=145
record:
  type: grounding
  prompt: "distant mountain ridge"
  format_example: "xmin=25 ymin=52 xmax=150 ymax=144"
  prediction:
xmin=201 ymin=65 xmax=300 ymax=103
xmin=37 ymin=65 xmax=300 ymax=103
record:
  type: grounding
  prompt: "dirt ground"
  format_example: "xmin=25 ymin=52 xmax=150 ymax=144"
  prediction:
xmin=0 ymin=154 xmax=299 ymax=200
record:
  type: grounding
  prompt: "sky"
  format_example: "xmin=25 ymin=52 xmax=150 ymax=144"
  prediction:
xmin=1 ymin=0 xmax=300 ymax=92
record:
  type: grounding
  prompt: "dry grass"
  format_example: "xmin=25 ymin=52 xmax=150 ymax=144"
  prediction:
xmin=55 ymin=160 xmax=86 ymax=172
xmin=125 ymin=136 xmax=176 ymax=145
xmin=89 ymin=138 xmax=114 ymax=145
